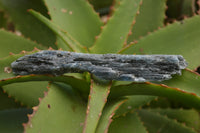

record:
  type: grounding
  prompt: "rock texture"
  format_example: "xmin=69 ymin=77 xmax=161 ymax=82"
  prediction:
xmin=11 ymin=50 xmax=187 ymax=82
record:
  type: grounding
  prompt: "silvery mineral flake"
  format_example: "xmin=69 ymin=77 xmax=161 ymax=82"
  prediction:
xmin=11 ymin=50 xmax=187 ymax=82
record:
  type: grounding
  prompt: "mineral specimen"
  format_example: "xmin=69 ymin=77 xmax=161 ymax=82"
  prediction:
xmin=11 ymin=50 xmax=187 ymax=82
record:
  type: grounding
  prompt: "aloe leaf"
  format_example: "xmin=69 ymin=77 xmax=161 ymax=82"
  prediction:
xmin=137 ymin=109 xmax=197 ymax=133
xmin=83 ymin=80 xmax=111 ymax=133
xmin=0 ymin=0 xmax=57 ymax=48
xmin=90 ymin=0 xmax=142 ymax=54
xmin=109 ymin=70 xmax=200 ymax=109
xmin=127 ymin=0 xmax=166 ymax=43
xmin=108 ymin=112 xmax=148 ymax=133
xmin=0 ymin=52 xmax=46 ymax=107
xmin=161 ymin=69 xmax=200 ymax=97
xmin=25 ymin=83 xmax=86 ymax=133
xmin=29 ymin=10 xmax=87 ymax=53
xmin=44 ymin=0 xmax=103 ymax=47
xmin=0 ymin=10 xmax=7 ymax=29
xmin=0 ymin=53 xmax=90 ymax=106
xmin=150 ymin=109 xmax=200 ymax=131
xmin=88 ymin=0 xmax=113 ymax=11
xmin=143 ymin=97 xmax=172 ymax=108
xmin=0 ymin=29 xmax=45 ymax=58
xmin=0 ymin=108 xmax=32 ymax=133
xmin=0 ymin=54 xmax=22 ymax=79
xmin=0 ymin=75 xmax=90 ymax=97
xmin=3 ymin=82 xmax=48 ymax=107
xmin=96 ymin=99 xmax=126 ymax=133
xmin=181 ymin=0 xmax=196 ymax=17
xmin=122 ymin=16 xmax=200 ymax=69
xmin=114 ymin=95 xmax=156 ymax=117
xmin=0 ymin=87 xmax=22 ymax=110
xmin=0 ymin=51 xmax=90 ymax=99
xmin=166 ymin=0 xmax=196 ymax=20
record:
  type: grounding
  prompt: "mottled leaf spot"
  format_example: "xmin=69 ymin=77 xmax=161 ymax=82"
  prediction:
xmin=4 ymin=67 xmax=12 ymax=73
xmin=47 ymin=104 xmax=51 ymax=109
xmin=61 ymin=8 xmax=67 ymax=13
xmin=69 ymin=11 xmax=73 ymax=15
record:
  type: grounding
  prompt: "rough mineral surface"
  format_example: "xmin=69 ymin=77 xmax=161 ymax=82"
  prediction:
xmin=11 ymin=50 xmax=187 ymax=82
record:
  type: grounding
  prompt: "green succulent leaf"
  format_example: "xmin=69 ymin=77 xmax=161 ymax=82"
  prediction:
xmin=44 ymin=0 xmax=103 ymax=47
xmin=3 ymin=81 xmax=48 ymax=107
xmin=181 ymin=0 xmax=196 ymax=17
xmin=0 ymin=51 xmax=48 ymax=107
xmin=88 ymin=0 xmax=113 ymax=11
xmin=127 ymin=0 xmax=166 ymax=43
xmin=161 ymin=69 xmax=200 ymax=99
xmin=108 ymin=111 xmax=148 ymax=133
xmin=0 ymin=87 xmax=22 ymax=110
xmin=29 ymin=9 xmax=87 ymax=53
xmin=166 ymin=0 xmax=196 ymax=20
xmin=0 ymin=29 xmax=45 ymax=58
xmin=0 ymin=108 xmax=32 ymax=133
xmin=83 ymin=80 xmax=111 ymax=133
xmin=137 ymin=109 xmax=197 ymax=133
xmin=121 ymin=15 xmax=200 ymax=69
xmin=90 ymin=0 xmax=142 ymax=54
xmin=149 ymin=108 xmax=200 ymax=131
xmin=0 ymin=51 xmax=90 ymax=104
xmin=25 ymin=83 xmax=86 ymax=133
xmin=0 ymin=0 xmax=57 ymax=48
xmin=96 ymin=99 xmax=126 ymax=133
xmin=114 ymin=95 xmax=156 ymax=117
xmin=0 ymin=10 xmax=8 ymax=29
xmin=0 ymin=75 xmax=90 ymax=98
xmin=109 ymin=70 xmax=200 ymax=109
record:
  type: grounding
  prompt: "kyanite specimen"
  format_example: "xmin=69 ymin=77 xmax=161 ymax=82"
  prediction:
xmin=11 ymin=50 xmax=187 ymax=82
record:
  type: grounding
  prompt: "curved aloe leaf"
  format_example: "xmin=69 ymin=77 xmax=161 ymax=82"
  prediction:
xmin=137 ymin=109 xmax=197 ymax=133
xmin=127 ymin=0 xmax=166 ymax=43
xmin=3 ymin=82 xmax=48 ymax=107
xmin=0 ymin=29 xmax=45 ymax=58
xmin=166 ymin=0 xmax=196 ymax=19
xmin=109 ymin=70 xmax=200 ymax=109
xmin=83 ymin=80 xmax=111 ymax=133
xmin=0 ymin=87 xmax=22 ymax=110
xmin=90 ymin=0 xmax=142 ymax=54
xmin=114 ymin=95 xmax=156 ymax=117
xmin=0 ymin=108 xmax=32 ymax=133
xmin=44 ymin=0 xmax=103 ymax=47
xmin=0 ymin=10 xmax=7 ymax=29
xmin=29 ymin=10 xmax=87 ymax=53
xmin=0 ymin=50 xmax=48 ymax=107
xmin=96 ymin=99 xmax=126 ymax=133
xmin=149 ymin=109 xmax=200 ymax=131
xmin=0 ymin=51 xmax=90 ymax=105
xmin=25 ymin=83 xmax=86 ymax=133
xmin=0 ymin=75 xmax=90 ymax=96
xmin=109 ymin=112 xmax=148 ymax=133
xmin=161 ymin=69 xmax=200 ymax=96
xmin=0 ymin=0 xmax=57 ymax=48
xmin=88 ymin=0 xmax=113 ymax=11
xmin=121 ymin=16 xmax=200 ymax=69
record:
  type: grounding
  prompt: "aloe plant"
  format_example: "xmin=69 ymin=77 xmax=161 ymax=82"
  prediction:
xmin=0 ymin=0 xmax=200 ymax=132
